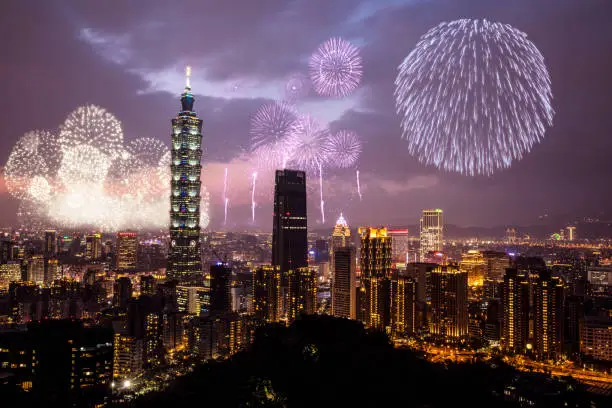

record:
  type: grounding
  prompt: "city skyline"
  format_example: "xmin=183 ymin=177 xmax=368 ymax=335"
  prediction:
xmin=1 ymin=0 xmax=612 ymax=229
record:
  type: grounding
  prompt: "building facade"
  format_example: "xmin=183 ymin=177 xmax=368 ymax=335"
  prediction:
xmin=429 ymin=265 xmax=468 ymax=340
xmin=331 ymin=246 xmax=356 ymax=319
xmin=419 ymin=209 xmax=443 ymax=261
xmin=116 ymin=231 xmax=137 ymax=271
xmin=359 ymin=227 xmax=392 ymax=331
xmin=167 ymin=67 xmax=203 ymax=284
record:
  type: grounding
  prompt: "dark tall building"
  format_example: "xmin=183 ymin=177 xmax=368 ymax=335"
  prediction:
xmin=430 ymin=265 xmax=468 ymax=340
xmin=114 ymin=277 xmax=133 ymax=309
xmin=287 ymin=267 xmax=317 ymax=322
xmin=332 ymin=246 xmax=356 ymax=319
xmin=167 ymin=67 xmax=203 ymax=284
xmin=210 ymin=263 xmax=232 ymax=315
xmin=43 ymin=230 xmax=57 ymax=257
xmin=359 ymin=227 xmax=392 ymax=331
xmin=391 ymin=272 xmax=417 ymax=338
xmin=272 ymin=169 xmax=308 ymax=275
xmin=252 ymin=265 xmax=281 ymax=323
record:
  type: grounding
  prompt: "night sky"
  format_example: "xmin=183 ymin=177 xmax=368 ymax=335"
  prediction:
xmin=1 ymin=0 xmax=611 ymax=229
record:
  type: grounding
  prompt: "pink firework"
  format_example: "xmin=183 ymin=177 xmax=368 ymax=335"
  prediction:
xmin=309 ymin=37 xmax=363 ymax=97
xmin=250 ymin=102 xmax=298 ymax=168
xmin=286 ymin=115 xmax=331 ymax=172
xmin=326 ymin=130 xmax=362 ymax=168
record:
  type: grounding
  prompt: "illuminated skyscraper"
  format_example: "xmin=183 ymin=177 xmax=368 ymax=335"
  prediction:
xmin=419 ymin=209 xmax=443 ymax=261
xmin=116 ymin=231 xmax=137 ymax=271
xmin=252 ymin=265 xmax=281 ymax=323
xmin=460 ymin=250 xmax=485 ymax=287
xmin=391 ymin=271 xmax=416 ymax=338
xmin=287 ymin=267 xmax=317 ymax=322
xmin=331 ymin=246 xmax=356 ymax=319
xmin=482 ymin=250 xmax=510 ymax=299
xmin=330 ymin=213 xmax=351 ymax=252
xmin=430 ymin=264 xmax=468 ymax=340
xmin=501 ymin=269 xmax=530 ymax=354
xmin=566 ymin=226 xmax=576 ymax=241
xmin=533 ymin=272 xmax=565 ymax=360
xmin=272 ymin=170 xmax=308 ymax=276
xmin=85 ymin=233 xmax=102 ymax=260
xmin=359 ymin=227 xmax=392 ymax=331
xmin=167 ymin=66 xmax=203 ymax=284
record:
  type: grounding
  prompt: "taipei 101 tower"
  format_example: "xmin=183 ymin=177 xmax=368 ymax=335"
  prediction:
xmin=167 ymin=67 xmax=203 ymax=283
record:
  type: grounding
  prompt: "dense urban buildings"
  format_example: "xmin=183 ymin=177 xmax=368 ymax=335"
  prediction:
xmin=167 ymin=67 xmax=203 ymax=284
xmin=419 ymin=209 xmax=443 ymax=261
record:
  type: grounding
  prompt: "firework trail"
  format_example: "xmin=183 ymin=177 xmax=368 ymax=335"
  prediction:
xmin=356 ymin=169 xmax=362 ymax=201
xmin=287 ymin=115 xmax=331 ymax=223
xmin=251 ymin=172 xmax=258 ymax=224
xmin=224 ymin=198 xmax=229 ymax=226
xmin=309 ymin=37 xmax=363 ymax=97
xmin=223 ymin=167 xmax=228 ymax=225
xmin=394 ymin=19 xmax=554 ymax=176
xmin=327 ymin=130 xmax=362 ymax=168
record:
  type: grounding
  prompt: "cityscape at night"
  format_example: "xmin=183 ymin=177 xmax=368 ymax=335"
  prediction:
xmin=0 ymin=1 xmax=611 ymax=407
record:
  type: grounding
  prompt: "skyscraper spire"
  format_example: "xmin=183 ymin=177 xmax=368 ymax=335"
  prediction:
xmin=185 ymin=65 xmax=192 ymax=90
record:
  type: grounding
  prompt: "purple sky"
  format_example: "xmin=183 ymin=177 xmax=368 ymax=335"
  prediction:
xmin=1 ymin=0 xmax=611 ymax=229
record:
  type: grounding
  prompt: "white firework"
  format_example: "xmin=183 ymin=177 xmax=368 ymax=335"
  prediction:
xmin=286 ymin=115 xmax=331 ymax=172
xmin=4 ymin=131 xmax=50 ymax=200
xmin=58 ymin=104 xmax=124 ymax=159
xmin=57 ymin=145 xmax=111 ymax=186
xmin=200 ymin=186 xmax=211 ymax=229
xmin=28 ymin=176 xmax=52 ymax=202
xmin=309 ymin=37 xmax=363 ymax=97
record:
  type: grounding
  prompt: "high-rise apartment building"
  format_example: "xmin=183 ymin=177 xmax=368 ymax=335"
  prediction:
xmin=419 ymin=209 xmax=443 ymax=261
xmin=359 ymin=227 xmax=392 ymax=331
xmin=460 ymin=250 xmax=486 ymax=287
xmin=391 ymin=272 xmax=416 ymax=338
xmin=332 ymin=246 xmax=356 ymax=319
xmin=287 ymin=267 xmax=317 ymax=322
xmin=272 ymin=169 xmax=308 ymax=276
xmin=252 ymin=265 xmax=281 ymax=323
xmin=429 ymin=265 xmax=468 ymax=340
xmin=533 ymin=272 xmax=565 ymax=360
xmin=167 ymin=67 xmax=203 ymax=283
xmin=210 ymin=262 xmax=232 ymax=315
xmin=44 ymin=230 xmax=57 ymax=257
xmin=501 ymin=269 xmax=530 ymax=354
xmin=116 ymin=231 xmax=137 ymax=271
xmin=85 ymin=233 xmax=102 ymax=260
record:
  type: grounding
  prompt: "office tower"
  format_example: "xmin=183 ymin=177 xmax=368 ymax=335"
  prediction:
xmin=116 ymin=231 xmax=138 ymax=271
xmin=501 ymin=269 xmax=530 ymax=353
xmin=580 ymin=317 xmax=612 ymax=362
xmin=330 ymin=213 xmax=351 ymax=251
xmin=419 ymin=209 xmax=443 ymax=261
xmin=460 ymin=250 xmax=486 ymax=288
xmin=389 ymin=229 xmax=409 ymax=263
xmin=566 ymin=226 xmax=576 ymax=241
xmin=429 ymin=265 xmax=468 ymax=340
xmin=332 ymin=246 xmax=356 ymax=319
xmin=85 ymin=233 xmax=102 ymax=260
xmin=43 ymin=258 xmax=59 ymax=285
xmin=176 ymin=285 xmax=209 ymax=315
xmin=210 ymin=262 xmax=232 ymax=315
xmin=114 ymin=277 xmax=133 ymax=309
xmin=287 ymin=267 xmax=317 ymax=322
xmin=505 ymin=227 xmax=518 ymax=244
xmin=359 ymin=227 xmax=392 ymax=331
xmin=0 ymin=261 xmax=21 ymax=290
xmin=27 ymin=255 xmax=45 ymax=285
xmin=167 ymin=66 xmax=204 ymax=283
xmin=140 ymin=275 xmax=157 ymax=296
xmin=533 ymin=272 xmax=565 ymax=360
xmin=253 ymin=265 xmax=281 ymax=323
xmin=482 ymin=251 xmax=510 ymax=298
xmin=391 ymin=272 xmax=416 ymax=338
xmin=43 ymin=230 xmax=57 ymax=257
xmin=272 ymin=169 xmax=308 ymax=275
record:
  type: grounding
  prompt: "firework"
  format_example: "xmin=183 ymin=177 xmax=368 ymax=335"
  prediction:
xmin=58 ymin=105 xmax=124 ymax=159
xmin=394 ymin=19 xmax=554 ymax=176
xmin=4 ymin=131 xmax=51 ymax=200
xmin=126 ymin=137 xmax=170 ymax=167
xmin=326 ymin=130 xmax=362 ymax=168
xmin=284 ymin=72 xmax=309 ymax=102
xmin=356 ymin=169 xmax=362 ymax=201
xmin=58 ymin=145 xmax=111 ymax=186
xmin=250 ymin=102 xmax=297 ymax=168
xmin=309 ymin=37 xmax=363 ymax=97
xmin=200 ymin=186 xmax=211 ymax=229
xmin=28 ymin=176 xmax=52 ymax=202
xmin=251 ymin=172 xmax=257 ymax=224
xmin=223 ymin=167 xmax=229 ymax=225
xmin=286 ymin=115 xmax=331 ymax=172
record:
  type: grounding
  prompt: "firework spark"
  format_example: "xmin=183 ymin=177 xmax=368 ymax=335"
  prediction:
xmin=59 ymin=105 xmax=124 ymax=159
xmin=284 ymin=72 xmax=309 ymax=102
xmin=223 ymin=167 xmax=228 ymax=225
xmin=286 ymin=115 xmax=331 ymax=172
xmin=58 ymin=145 xmax=111 ymax=186
xmin=4 ymin=131 xmax=51 ymax=200
xmin=394 ymin=19 xmax=554 ymax=176
xmin=250 ymin=102 xmax=297 ymax=169
xmin=356 ymin=169 xmax=362 ymax=201
xmin=326 ymin=130 xmax=362 ymax=168
xmin=309 ymin=37 xmax=363 ymax=97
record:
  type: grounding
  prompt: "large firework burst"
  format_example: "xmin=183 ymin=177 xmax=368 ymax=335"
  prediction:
xmin=309 ymin=37 xmax=363 ymax=97
xmin=58 ymin=105 xmax=124 ymax=159
xmin=286 ymin=115 xmax=331 ymax=172
xmin=57 ymin=144 xmax=111 ymax=186
xmin=4 ymin=131 xmax=51 ymax=200
xmin=326 ymin=130 xmax=362 ymax=168
xmin=394 ymin=19 xmax=554 ymax=176
xmin=250 ymin=102 xmax=298 ymax=168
